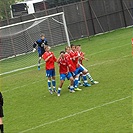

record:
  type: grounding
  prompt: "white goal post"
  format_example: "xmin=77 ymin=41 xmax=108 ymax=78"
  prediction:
xmin=0 ymin=12 xmax=70 ymax=59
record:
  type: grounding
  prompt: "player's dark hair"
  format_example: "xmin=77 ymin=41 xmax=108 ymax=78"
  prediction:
xmin=77 ymin=44 xmax=81 ymax=47
xmin=60 ymin=51 xmax=65 ymax=54
xmin=71 ymin=44 xmax=75 ymax=48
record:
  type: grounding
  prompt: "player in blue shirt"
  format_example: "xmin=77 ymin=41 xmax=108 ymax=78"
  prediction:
xmin=33 ymin=34 xmax=48 ymax=70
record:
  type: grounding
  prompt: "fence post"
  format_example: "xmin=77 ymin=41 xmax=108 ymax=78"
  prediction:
xmin=81 ymin=0 xmax=90 ymax=39
xmin=3 ymin=1 xmax=16 ymax=57
xmin=120 ymin=0 xmax=127 ymax=27
xmin=88 ymin=0 xmax=96 ymax=35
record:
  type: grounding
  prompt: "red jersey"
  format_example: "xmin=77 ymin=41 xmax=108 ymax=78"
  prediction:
xmin=42 ymin=51 xmax=56 ymax=70
xmin=79 ymin=51 xmax=85 ymax=65
xmin=64 ymin=53 xmax=76 ymax=72
xmin=58 ymin=57 xmax=68 ymax=74
xmin=69 ymin=50 xmax=80 ymax=68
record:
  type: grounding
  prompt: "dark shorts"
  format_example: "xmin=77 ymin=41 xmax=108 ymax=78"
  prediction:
xmin=46 ymin=69 xmax=55 ymax=77
xmin=0 ymin=105 xmax=4 ymax=117
xmin=38 ymin=48 xmax=45 ymax=57
xmin=60 ymin=72 xmax=73 ymax=80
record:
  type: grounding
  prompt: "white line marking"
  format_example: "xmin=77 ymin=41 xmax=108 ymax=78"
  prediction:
xmin=90 ymin=44 xmax=129 ymax=56
xmin=2 ymin=54 xmax=130 ymax=93
xmin=0 ymin=63 xmax=44 ymax=76
xmin=0 ymin=44 xmax=129 ymax=76
xmin=0 ymin=64 xmax=37 ymax=76
xmin=89 ymin=55 xmax=130 ymax=67
xmin=19 ymin=96 xmax=131 ymax=133
xmin=2 ymin=79 xmax=44 ymax=93
xmin=1 ymin=69 xmax=35 ymax=79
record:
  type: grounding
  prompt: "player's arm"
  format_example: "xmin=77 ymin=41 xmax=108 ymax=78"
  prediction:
xmin=66 ymin=66 xmax=70 ymax=75
xmin=84 ymin=57 xmax=89 ymax=61
xmin=57 ymin=53 xmax=63 ymax=63
xmin=42 ymin=52 xmax=52 ymax=62
xmin=80 ymin=52 xmax=89 ymax=61
xmin=44 ymin=39 xmax=48 ymax=49
xmin=33 ymin=41 xmax=37 ymax=52
xmin=44 ymin=54 xmax=52 ymax=62
xmin=44 ymin=39 xmax=48 ymax=45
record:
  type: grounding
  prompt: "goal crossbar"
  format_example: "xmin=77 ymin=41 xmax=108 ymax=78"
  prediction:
xmin=0 ymin=12 xmax=70 ymax=47
xmin=0 ymin=12 xmax=63 ymax=30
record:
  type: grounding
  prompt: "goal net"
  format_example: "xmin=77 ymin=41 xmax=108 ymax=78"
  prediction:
xmin=0 ymin=12 xmax=70 ymax=60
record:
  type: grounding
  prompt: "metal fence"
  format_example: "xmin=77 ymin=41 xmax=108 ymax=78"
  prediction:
xmin=0 ymin=0 xmax=133 ymax=59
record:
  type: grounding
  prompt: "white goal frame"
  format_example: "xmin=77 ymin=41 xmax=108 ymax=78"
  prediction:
xmin=0 ymin=12 xmax=71 ymax=46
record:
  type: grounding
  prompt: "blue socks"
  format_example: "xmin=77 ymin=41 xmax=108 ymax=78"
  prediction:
xmin=48 ymin=80 xmax=56 ymax=91
xmin=86 ymin=73 xmax=93 ymax=82
xmin=57 ymin=88 xmax=61 ymax=94
xmin=74 ymin=78 xmax=79 ymax=88
xmin=52 ymin=80 xmax=56 ymax=88
xmin=48 ymin=80 xmax=51 ymax=90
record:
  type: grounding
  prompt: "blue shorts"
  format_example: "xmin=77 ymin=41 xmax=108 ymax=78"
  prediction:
xmin=46 ymin=69 xmax=55 ymax=77
xmin=71 ymin=66 xmax=85 ymax=77
xmin=76 ymin=66 xmax=84 ymax=74
xmin=60 ymin=72 xmax=72 ymax=80
xmin=38 ymin=48 xmax=45 ymax=57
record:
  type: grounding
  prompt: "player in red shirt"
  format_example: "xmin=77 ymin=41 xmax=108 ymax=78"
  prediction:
xmin=69 ymin=44 xmax=80 ymax=69
xmin=76 ymin=45 xmax=99 ymax=85
xmin=42 ymin=46 xmax=57 ymax=94
xmin=69 ymin=44 xmax=91 ymax=87
xmin=65 ymin=46 xmax=82 ymax=91
xmin=57 ymin=51 xmax=75 ymax=96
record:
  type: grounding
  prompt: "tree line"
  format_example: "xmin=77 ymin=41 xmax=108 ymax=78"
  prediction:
xmin=0 ymin=0 xmax=81 ymax=21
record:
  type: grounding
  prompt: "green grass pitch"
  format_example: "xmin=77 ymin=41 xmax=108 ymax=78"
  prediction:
xmin=0 ymin=27 xmax=132 ymax=133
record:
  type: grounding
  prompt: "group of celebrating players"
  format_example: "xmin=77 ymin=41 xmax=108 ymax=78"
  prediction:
xmin=33 ymin=34 xmax=99 ymax=96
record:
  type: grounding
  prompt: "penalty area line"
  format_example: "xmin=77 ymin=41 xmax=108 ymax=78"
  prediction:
xmin=0 ymin=63 xmax=44 ymax=76
xmin=19 ymin=96 xmax=131 ymax=133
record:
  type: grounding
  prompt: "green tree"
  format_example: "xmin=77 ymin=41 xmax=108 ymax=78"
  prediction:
xmin=0 ymin=0 xmax=23 ymax=20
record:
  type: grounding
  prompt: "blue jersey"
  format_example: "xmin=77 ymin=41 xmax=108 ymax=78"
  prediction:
xmin=33 ymin=38 xmax=48 ymax=57
xmin=33 ymin=38 xmax=48 ymax=50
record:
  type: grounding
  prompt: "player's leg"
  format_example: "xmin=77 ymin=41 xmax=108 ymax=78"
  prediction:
xmin=0 ymin=118 xmax=3 ymax=133
xmin=38 ymin=56 xmax=42 ymax=70
xmin=79 ymin=64 xmax=99 ymax=85
xmin=51 ymin=69 xmax=56 ymax=92
xmin=82 ymin=70 xmax=99 ymax=85
xmin=57 ymin=74 xmax=65 ymax=96
xmin=82 ymin=74 xmax=91 ymax=87
xmin=78 ymin=73 xmax=83 ymax=86
xmin=0 ymin=106 xmax=4 ymax=133
xmin=69 ymin=77 xmax=75 ymax=93
xmin=57 ymin=80 xmax=64 ymax=96
xmin=46 ymin=70 xmax=53 ymax=94
xmin=47 ymin=77 xmax=53 ymax=94
xmin=74 ymin=74 xmax=82 ymax=91
xmin=75 ymin=66 xmax=89 ymax=87
xmin=52 ymin=76 xmax=56 ymax=92
xmin=67 ymin=72 xmax=75 ymax=93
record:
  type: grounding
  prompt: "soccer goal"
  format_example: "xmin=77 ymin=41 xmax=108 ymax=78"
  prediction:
xmin=0 ymin=12 xmax=70 ymax=59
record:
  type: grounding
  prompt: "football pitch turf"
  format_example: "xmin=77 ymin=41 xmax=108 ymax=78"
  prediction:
xmin=0 ymin=27 xmax=132 ymax=133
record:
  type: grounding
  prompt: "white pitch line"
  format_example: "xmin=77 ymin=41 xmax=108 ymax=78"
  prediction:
xmin=2 ymin=79 xmax=44 ymax=93
xmin=0 ymin=63 xmax=44 ymax=76
xmin=90 ymin=43 xmax=129 ymax=56
xmin=0 ymin=44 xmax=129 ymax=76
xmin=19 ymin=96 xmax=131 ymax=133
xmin=0 ymin=64 xmax=37 ymax=76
